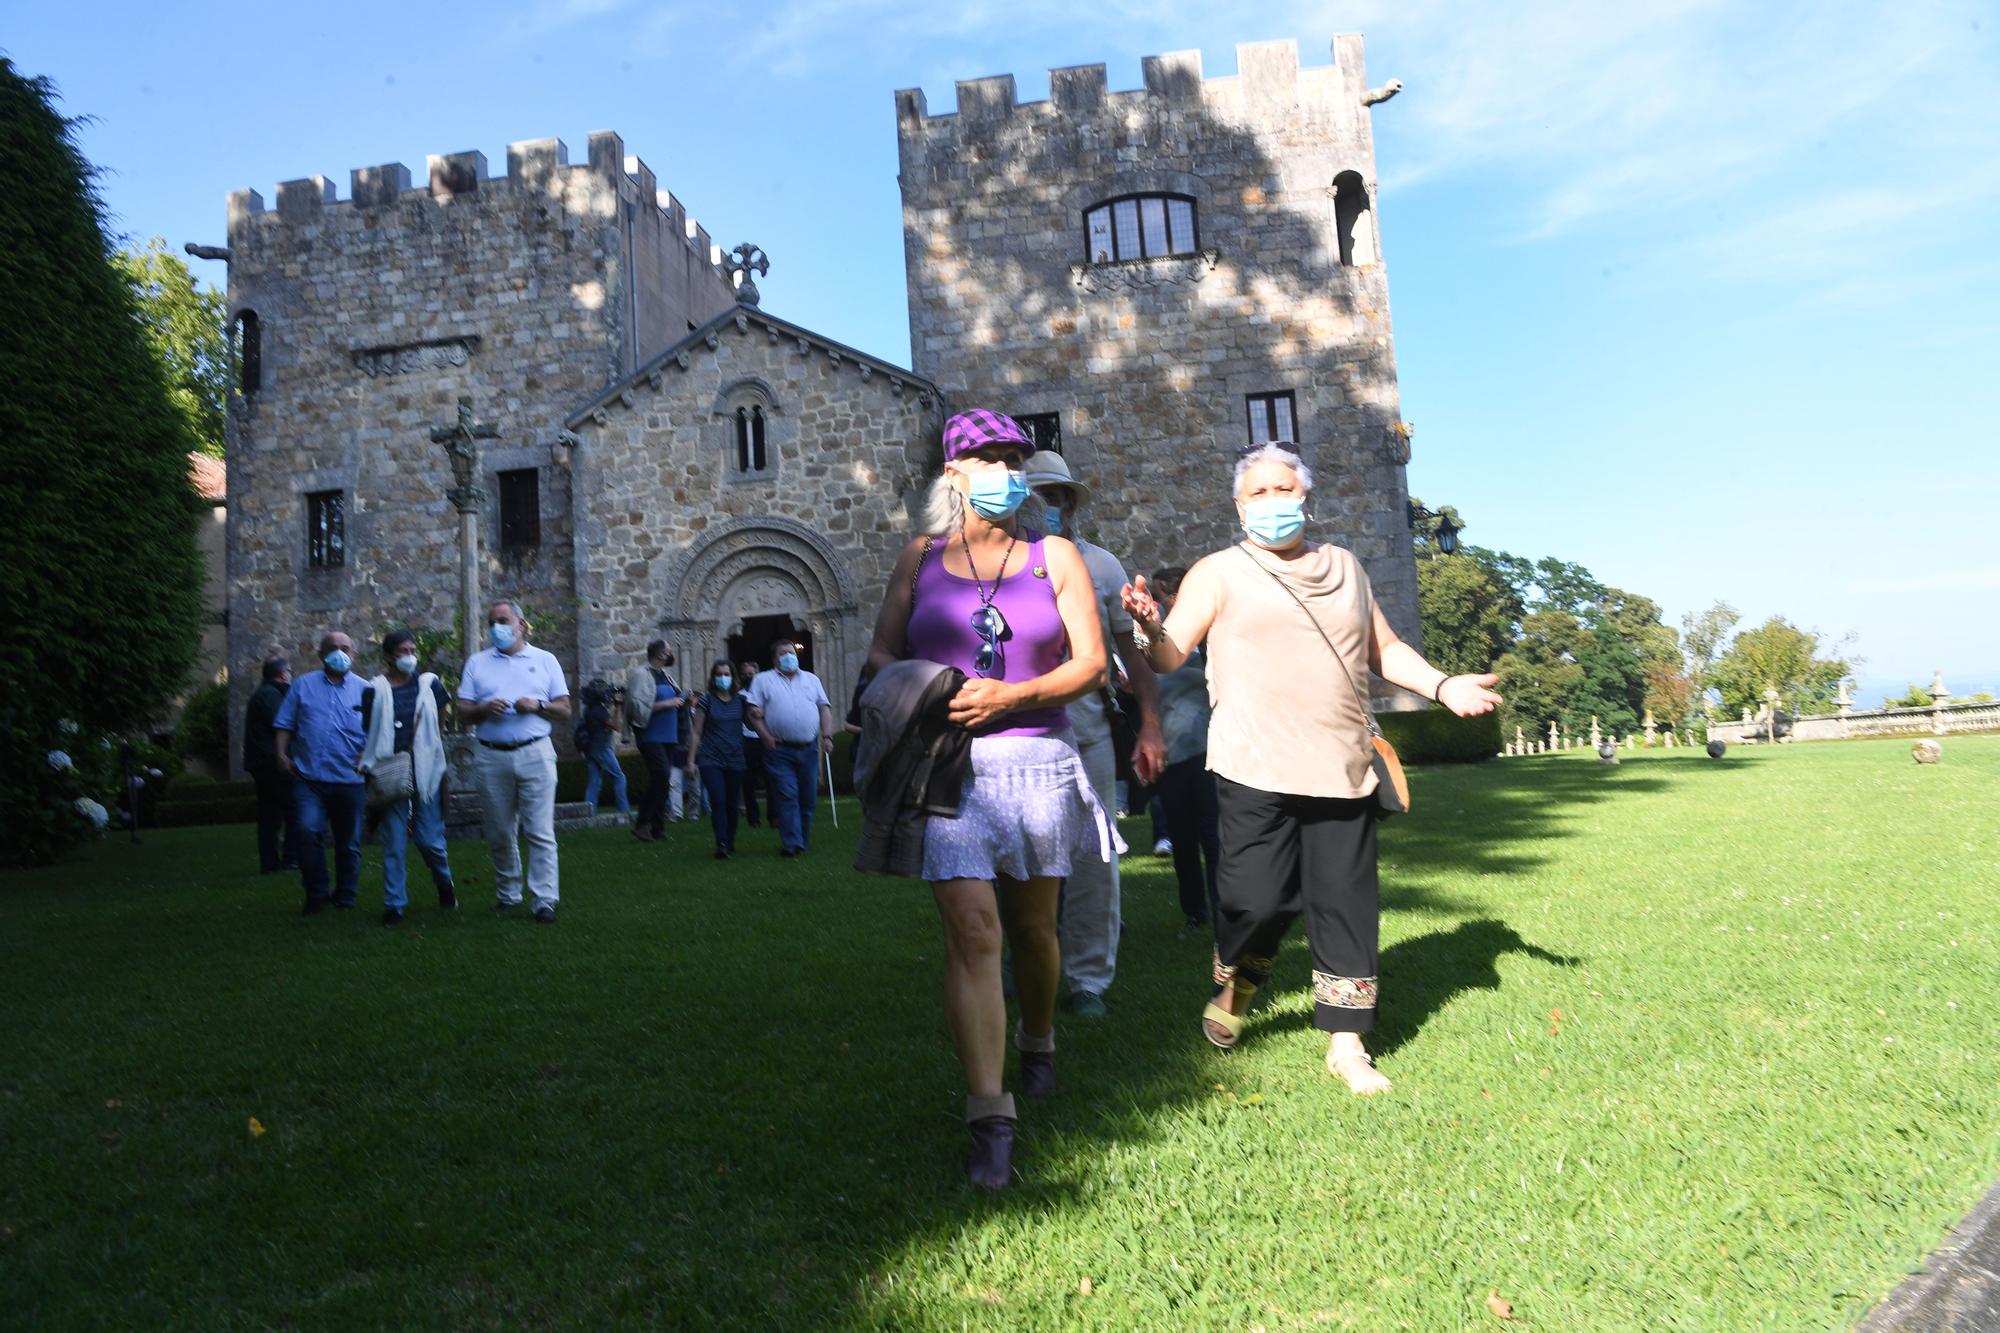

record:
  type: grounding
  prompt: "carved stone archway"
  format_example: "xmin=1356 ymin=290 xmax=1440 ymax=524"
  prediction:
xmin=659 ymin=515 xmax=861 ymax=707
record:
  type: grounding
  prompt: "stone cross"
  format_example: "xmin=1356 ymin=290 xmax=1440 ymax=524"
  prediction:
xmin=1548 ymin=720 xmax=1560 ymax=749
xmin=1643 ymin=709 xmax=1657 ymax=746
xmin=724 ymin=243 xmax=771 ymax=306
xmin=1515 ymin=725 xmax=1526 ymax=753
xmin=429 ymin=396 xmax=500 ymax=662
xmin=1589 ymin=715 xmax=1602 ymax=748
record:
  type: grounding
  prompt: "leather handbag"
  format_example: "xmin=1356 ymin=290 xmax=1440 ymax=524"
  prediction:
xmin=364 ymin=750 xmax=415 ymax=810
xmin=1237 ymin=546 xmax=1409 ymax=817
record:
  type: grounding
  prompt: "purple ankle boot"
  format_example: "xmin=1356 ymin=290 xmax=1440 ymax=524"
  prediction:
xmin=965 ymin=1093 xmax=1016 ymax=1190
xmin=1016 ymin=1025 xmax=1057 ymax=1099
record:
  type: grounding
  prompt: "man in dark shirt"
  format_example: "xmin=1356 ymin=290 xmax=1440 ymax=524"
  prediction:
xmin=242 ymin=655 xmax=295 ymax=873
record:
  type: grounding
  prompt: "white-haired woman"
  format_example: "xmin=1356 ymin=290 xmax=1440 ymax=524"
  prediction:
xmin=867 ymin=409 xmax=1116 ymax=1189
xmin=1121 ymin=444 xmax=1501 ymax=1094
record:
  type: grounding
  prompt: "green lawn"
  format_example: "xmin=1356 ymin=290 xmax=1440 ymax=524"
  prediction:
xmin=3 ymin=736 xmax=1997 ymax=1329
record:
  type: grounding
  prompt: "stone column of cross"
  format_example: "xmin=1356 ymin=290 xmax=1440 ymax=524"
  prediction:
xmin=429 ymin=396 xmax=501 ymax=664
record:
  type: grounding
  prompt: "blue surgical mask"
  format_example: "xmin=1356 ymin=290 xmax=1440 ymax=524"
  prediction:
xmin=323 ymin=650 xmax=351 ymax=675
xmin=1044 ymin=508 xmax=1064 ymax=537
xmin=713 ymin=674 xmax=732 ymax=690
xmin=490 ymin=622 xmax=516 ymax=652
xmin=778 ymin=652 xmax=800 ymax=674
xmin=1243 ymin=496 xmax=1306 ymax=549
xmin=966 ymin=470 xmax=1029 ymax=519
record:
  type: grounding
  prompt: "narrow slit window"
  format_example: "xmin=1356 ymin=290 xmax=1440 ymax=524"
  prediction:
xmin=735 ymin=407 xmax=751 ymax=471
xmin=1245 ymin=391 xmax=1297 ymax=446
xmin=236 ymin=310 xmax=262 ymax=393
xmin=306 ymin=490 xmax=344 ymax=569
xmin=498 ymin=469 xmax=540 ymax=550
xmin=750 ymin=406 xmax=767 ymax=471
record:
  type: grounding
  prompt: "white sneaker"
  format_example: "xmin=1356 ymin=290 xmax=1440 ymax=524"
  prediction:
xmin=1152 ymin=838 xmax=1173 ymax=856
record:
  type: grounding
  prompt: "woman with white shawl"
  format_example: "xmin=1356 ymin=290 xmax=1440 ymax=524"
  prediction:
xmin=359 ymin=628 xmax=457 ymax=924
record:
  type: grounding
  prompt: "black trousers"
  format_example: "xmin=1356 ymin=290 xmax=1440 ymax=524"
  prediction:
xmin=739 ymin=742 xmax=767 ymax=826
xmin=1157 ymin=754 xmax=1220 ymax=924
xmin=252 ymin=770 xmax=294 ymax=872
xmin=1213 ymin=776 xmax=1379 ymax=1033
xmin=639 ymin=741 xmax=674 ymax=835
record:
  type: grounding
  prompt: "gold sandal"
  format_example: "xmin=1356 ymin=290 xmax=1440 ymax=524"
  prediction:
xmin=1201 ymin=980 xmax=1257 ymax=1050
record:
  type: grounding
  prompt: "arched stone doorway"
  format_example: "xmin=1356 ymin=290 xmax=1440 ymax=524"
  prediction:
xmin=659 ymin=515 xmax=861 ymax=709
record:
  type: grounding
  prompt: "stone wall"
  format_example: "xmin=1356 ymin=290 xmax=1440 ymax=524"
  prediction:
xmin=895 ymin=35 xmax=1423 ymax=659
xmin=566 ymin=306 xmax=943 ymax=713
xmin=221 ymin=132 xmax=735 ymax=774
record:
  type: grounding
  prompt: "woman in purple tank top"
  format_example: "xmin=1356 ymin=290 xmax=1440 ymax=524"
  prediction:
xmin=867 ymin=409 xmax=1120 ymax=1191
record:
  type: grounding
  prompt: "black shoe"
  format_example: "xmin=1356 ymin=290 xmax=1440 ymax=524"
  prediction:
xmin=532 ymin=905 xmax=557 ymax=925
xmin=495 ymin=900 xmax=520 ymax=915
xmin=714 ymin=849 xmax=729 ymax=860
xmin=332 ymin=900 xmax=356 ymax=911
xmin=301 ymin=897 xmax=330 ymax=916
xmin=381 ymin=908 xmax=405 ymax=927
xmin=779 ymin=848 xmax=801 ymax=859
xmin=437 ymin=884 xmax=459 ymax=911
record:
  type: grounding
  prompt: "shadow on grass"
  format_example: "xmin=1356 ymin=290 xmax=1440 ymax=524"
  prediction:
xmin=0 ymin=751 xmax=1670 ymax=1328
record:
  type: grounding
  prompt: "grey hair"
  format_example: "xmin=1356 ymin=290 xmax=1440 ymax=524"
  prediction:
xmin=918 ymin=471 xmax=1049 ymax=536
xmin=489 ymin=598 xmax=528 ymax=626
xmin=1233 ymin=444 xmax=1313 ymax=499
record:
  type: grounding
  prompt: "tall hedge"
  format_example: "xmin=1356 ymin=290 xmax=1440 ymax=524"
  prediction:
xmin=0 ymin=62 xmax=204 ymax=862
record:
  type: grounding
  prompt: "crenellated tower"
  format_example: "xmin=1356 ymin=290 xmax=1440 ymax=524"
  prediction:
xmin=895 ymin=35 xmax=1422 ymax=655
xmin=221 ymin=131 xmax=738 ymax=766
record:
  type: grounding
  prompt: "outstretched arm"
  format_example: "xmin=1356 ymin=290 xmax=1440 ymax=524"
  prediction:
xmin=1121 ymin=557 xmax=1222 ymax=675
xmin=1367 ymin=602 xmax=1502 ymax=717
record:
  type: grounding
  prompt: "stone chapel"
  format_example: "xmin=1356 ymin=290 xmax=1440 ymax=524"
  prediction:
xmin=218 ymin=36 xmax=1420 ymax=772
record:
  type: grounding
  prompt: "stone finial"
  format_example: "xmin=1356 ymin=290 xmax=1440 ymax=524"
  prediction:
xmin=724 ymin=244 xmax=770 ymax=306
xmin=1589 ymin=716 xmax=1602 ymax=747
xmin=1548 ymin=721 xmax=1560 ymax=748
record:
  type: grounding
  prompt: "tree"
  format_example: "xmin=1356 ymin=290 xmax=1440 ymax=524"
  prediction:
xmin=0 ymin=61 xmax=205 ymax=862
xmin=1882 ymin=683 xmax=1933 ymax=709
xmin=1680 ymin=601 xmax=1739 ymax=700
xmin=112 ymin=236 xmax=228 ymax=458
xmin=1416 ymin=551 xmax=1522 ymax=675
xmin=1494 ymin=610 xmax=1588 ymax=739
xmin=1708 ymin=617 xmax=1852 ymax=717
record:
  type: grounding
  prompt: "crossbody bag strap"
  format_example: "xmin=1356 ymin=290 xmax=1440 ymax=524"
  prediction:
xmin=1235 ymin=544 xmax=1383 ymax=739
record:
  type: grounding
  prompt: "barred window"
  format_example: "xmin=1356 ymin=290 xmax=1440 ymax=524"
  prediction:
xmin=498 ymin=469 xmax=540 ymax=550
xmin=1083 ymin=193 xmax=1199 ymax=263
xmin=306 ymin=490 xmax=344 ymax=569
xmin=1245 ymin=392 xmax=1297 ymax=446
xmin=1015 ymin=412 xmax=1063 ymax=456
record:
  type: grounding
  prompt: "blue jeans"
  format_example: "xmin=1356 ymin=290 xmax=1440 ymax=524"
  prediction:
xmin=764 ymin=741 xmax=819 ymax=853
xmin=582 ymin=742 xmax=629 ymax=815
xmin=380 ymin=789 xmax=454 ymax=909
xmin=294 ymin=778 xmax=364 ymax=906
xmin=699 ymin=763 xmax=744 ymax=852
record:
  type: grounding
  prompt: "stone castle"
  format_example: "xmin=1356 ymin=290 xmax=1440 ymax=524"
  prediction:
xmin=219 ymin=36 xmax=1419 ymax=771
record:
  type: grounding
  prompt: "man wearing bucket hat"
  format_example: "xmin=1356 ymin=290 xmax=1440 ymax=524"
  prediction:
xmin=1024 ymin=451 xmax=1166 ymax=1018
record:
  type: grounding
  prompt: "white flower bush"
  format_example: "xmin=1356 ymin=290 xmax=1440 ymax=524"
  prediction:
xmin=73 ymin=798 xmax=109 ymax=829
xmin=47 ymin=750 xmax=74 ymax=772
xmin=58 ymin=718 xmax=80 ymax=736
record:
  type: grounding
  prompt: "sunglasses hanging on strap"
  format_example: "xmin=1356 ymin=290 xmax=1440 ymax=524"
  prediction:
xmin=1235 ymin=544 xmax=1409 ymax=816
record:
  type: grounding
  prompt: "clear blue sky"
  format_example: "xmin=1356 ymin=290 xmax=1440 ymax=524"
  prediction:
xmin=11 ymin=0 xmax=1998 ymax=700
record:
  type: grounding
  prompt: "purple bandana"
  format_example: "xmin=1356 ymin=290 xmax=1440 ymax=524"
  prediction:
xmin=943 ymin=409 xmax=1035 ymax=462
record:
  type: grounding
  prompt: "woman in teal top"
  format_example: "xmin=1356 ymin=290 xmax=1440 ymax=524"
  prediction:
xmin=685 ymin=660 xmax=749 ymax=858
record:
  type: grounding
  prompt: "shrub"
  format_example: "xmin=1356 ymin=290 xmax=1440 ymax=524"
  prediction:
xmin=1379 ymin=707 xmax=1502 ymax=764
xmin=0 ymin=62 xmax=205 ymax=864
xmin=173 ymin=680 xmax=231 ymax=773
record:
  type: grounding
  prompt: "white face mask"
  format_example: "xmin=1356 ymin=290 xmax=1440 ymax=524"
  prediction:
xmin=394 ymin=655 xmax=419 ymax=675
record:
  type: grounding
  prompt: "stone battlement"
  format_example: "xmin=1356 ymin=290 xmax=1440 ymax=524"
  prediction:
xmin=227 ymin=129 xmax=724 ymax=268
xmin=895 ymin=36 xmax=1369 ymax=135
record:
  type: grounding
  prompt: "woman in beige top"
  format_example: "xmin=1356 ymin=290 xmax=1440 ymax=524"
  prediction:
xmin=1121 ymin=444 xmax=1501 ymax=1093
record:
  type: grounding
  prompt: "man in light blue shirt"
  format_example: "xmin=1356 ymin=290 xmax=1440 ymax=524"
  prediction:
xmin=457 ymin=600 xmax=571 ymax=922
xmin=744 ymin=638 xmax=833 ymax=857
xmin=272 ymin=631 xmax=367 ymax=915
